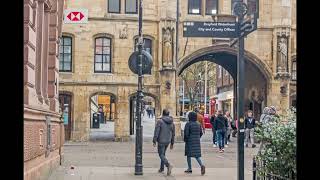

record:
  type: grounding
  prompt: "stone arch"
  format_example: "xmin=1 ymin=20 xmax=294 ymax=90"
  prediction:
xmin=88 ymin=91 xmax=118 ymax=140
xmin=177 ymin=44 xmax=272 ymax=119
xmin=177 ymin=44 xmax=272 ymax=82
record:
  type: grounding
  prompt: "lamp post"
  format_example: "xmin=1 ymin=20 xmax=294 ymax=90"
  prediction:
xmin=135 ymin=0 xmax=144 ymax=175
xmin=234 ymin=1 xmax=248 ymax=180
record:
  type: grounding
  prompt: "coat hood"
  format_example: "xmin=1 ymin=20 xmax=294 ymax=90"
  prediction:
xmin=162 ymin=116 xmax=173 ymax=124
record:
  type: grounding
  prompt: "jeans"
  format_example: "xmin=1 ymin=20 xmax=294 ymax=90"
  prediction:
xmin=158 ymin=144 xmax=169 ymax=170
xmin=187 ymin=156 xmax=203 ymax=170
xmin=245 ymin=128 xmax=255 ymax=145
xmin=216 ymin=129 xmax=225 ymax=149
xmin=225 ymin=128 xmax=231 ymax=144
xmin=212 ymin=128 xmax=216 ymax=144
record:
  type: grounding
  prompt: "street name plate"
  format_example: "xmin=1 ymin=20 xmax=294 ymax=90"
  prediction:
xmin=183 ymin=21 xmax=239 ymax=38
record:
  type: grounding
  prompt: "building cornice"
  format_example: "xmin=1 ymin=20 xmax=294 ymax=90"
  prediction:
xmin=59 ymin=81 xmax=161 ymax=87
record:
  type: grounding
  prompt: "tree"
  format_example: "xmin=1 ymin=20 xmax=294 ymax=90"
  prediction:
xmin=180 ymin=61 xmax=216 ymax=110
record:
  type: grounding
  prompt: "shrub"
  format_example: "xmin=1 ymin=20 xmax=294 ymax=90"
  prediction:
xmin=255 ymin=108 xmax=296 ymax=178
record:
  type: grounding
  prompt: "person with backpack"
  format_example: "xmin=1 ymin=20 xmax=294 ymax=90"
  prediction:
xmin=214 ymin=110 xmax=228 ymax=153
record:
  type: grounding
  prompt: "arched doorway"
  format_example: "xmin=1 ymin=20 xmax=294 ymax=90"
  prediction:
xmin=178 ymin=44 xmax=271 ymax=120
xmin=89 ymin=92 xmax=117 ymax=141
xmin=129 ymin=93 xmax=160 ymax=138
xmin=59 ymin=92 xmax=73 ymax=141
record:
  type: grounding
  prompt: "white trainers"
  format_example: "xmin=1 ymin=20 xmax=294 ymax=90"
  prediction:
xmin=213 ymin=144 xmax=217 ymax=148
xmin=225 ymin=145 xmax=228 ymax=148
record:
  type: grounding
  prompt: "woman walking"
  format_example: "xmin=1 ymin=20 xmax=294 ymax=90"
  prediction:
xmin=184 ymin=111 xmax=206 ymax=175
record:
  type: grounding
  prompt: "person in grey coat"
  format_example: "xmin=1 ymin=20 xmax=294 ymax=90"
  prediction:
xmin=184 ymin=111 xmax=206 ymax=175
xmin=153 ymin=109 xmax=175 ymax=175
xmin=259 ymin=107 xmax=272 ymax=124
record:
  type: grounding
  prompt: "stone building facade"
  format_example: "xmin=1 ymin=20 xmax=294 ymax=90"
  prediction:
xmin=24 ymin=0 xmax=65 ymax=179
xmin=60 ymin=0 xmax=296 ymax=141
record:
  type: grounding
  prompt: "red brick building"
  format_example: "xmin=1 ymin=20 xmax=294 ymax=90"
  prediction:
xmin=24 ymin=0 xmax=65 ymax=179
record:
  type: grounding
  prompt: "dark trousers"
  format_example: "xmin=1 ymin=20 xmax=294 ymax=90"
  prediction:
xmin=216 ymin=129 xmax=225 ymax=149
xmin=212 ymin=128 xmax=216 ymax=144
xmin=158 ymin=144 xmax=169 ymax=170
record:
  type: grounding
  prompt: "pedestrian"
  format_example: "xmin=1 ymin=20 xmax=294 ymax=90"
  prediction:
xmin=214 ymin=110 xmax=228 ymax=153
xmin=245 ymin=110 xmax=256 ymax=148
xmin=153 ymin=109 xmax=175 ymax=176
xmin=259 ymin=107 xmax=272 ymax=124
xmin=210 ymin=111 xmax=217 ymax=147
xmin=195 ymin=108 xmax=206 ymax=134
xmin=224 ymin=111 xmax=233 ymax=146
xmin=184 ymin=111 xmax=206 ymax=175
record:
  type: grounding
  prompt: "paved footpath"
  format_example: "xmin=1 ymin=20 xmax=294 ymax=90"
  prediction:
xmin=49 ymin=129 xmax=259 ymax=180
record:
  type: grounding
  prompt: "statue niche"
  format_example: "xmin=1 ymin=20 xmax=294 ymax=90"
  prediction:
xmin=277 ymin=36 xmax=289 ymax=73
xmin=162 ymin=28 xmax=173 ymax=67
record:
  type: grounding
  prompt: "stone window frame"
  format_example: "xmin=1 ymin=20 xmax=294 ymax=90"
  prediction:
xmin=125 ymin=0 xmax=138 ymax=14
xmin=205 ymin=0 xmax=219 ymax=15
xmin=291 ymin=58 xmax=296 ymax=81
xmin=59 ymin=36 xmax=73 ymax=72
xmin=93 ymin=35 xmax=113 ymax=73
xmin=108 ymin=0 xmax=121 ymax=14
xmin=133 ymin=35 xmax=155 ymax=76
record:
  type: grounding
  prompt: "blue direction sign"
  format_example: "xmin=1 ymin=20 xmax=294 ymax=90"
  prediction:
xmin=183 ymin=21 xmax=239 ymax=38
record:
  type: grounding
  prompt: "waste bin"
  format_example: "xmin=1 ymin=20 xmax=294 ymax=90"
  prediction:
xmin=92 ymin=113 xmax=100 ymax=128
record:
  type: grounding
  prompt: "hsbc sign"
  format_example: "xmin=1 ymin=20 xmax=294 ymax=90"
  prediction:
xmin=64 ymin=9 xmax=88 ymax=24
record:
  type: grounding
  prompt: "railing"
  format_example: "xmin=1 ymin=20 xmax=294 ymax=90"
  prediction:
xmin=252 ymin=156 xmax=296 ymax=180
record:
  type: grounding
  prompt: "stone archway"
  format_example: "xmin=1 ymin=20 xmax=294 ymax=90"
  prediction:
xmin=128 ymin=92 xmax=160 ymax=137
xmin=176 ymin=44 xmax=272 ymax=119
xmin=88 ymin=91 xmax=118 ymax=141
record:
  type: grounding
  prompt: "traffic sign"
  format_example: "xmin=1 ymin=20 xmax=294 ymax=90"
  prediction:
xmin=64 ymin=9 xmax=88 ymax=24
xmin=128 ymin=50 xmax=153 ymax=75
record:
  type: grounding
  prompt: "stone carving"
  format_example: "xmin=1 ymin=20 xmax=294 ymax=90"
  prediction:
xmin=165 ymin=81 xmax=171 ymax=90
xmin=162 ymin=28 xmax=173 ymax=67
xmin=277 ymin=36 xmax=288 ymax=72
xmin=119 ymin=25 xmax=128 ymax=39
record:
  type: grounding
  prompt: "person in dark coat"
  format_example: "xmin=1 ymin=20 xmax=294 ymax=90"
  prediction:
xmin=214 ymin=110 xmax=228 ymax=153
xmin=210 ymin=112 xmax=217 ymax=147
xmin=153 ymin=109 xmax=175 ymax=175
xmin=184 ymin=111 xmax=206 ymax=175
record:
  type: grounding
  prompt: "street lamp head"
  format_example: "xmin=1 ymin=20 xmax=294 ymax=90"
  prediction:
xmin=233 ymin=2 xmax=248 ymax=17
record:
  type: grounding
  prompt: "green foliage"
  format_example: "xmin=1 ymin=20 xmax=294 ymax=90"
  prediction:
xmin=255 ymin=108 xmax=296 ymax=178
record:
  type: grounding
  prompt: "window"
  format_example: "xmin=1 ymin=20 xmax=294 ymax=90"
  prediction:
xmin=59 ymin=36 xmax=72 ymax=72
xmin=225 ymin=69 xmax=228 ymax=76
xmin=291 ymin=60 xmax=296 ymax=81
xmin=188 ymin=0 xmax=201 ymax=14
xmin=134 ymin=38 xmax=152 ymax=74
xmin=94 ymin=37 xmax=112 ymax=73
xmin=135 ymin=38 xmax=152 ymax=55
xmin=206 ymin=0 xmax=218 ymax=15
xmin=108 ymin=0 xmax=120 ymax=13
xmin=125 ymin=0 xmax=137 ymax=14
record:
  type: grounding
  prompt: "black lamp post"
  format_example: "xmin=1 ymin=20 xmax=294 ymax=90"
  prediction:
xmin=135 ymin=0 xmax=144 ymax=175
xmin=233 ymin=1 xmax=249 ymax=180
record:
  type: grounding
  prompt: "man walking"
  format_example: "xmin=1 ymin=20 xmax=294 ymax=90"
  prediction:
xmin=214 ymin=110 xmax=228 ymax=153
xmin=210 ymin=111 xmax=217 ymax=147
xmin=153 ymin=109 xmax=175 ymax=175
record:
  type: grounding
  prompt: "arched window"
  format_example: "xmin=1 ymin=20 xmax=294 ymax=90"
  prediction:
xmin=59 ymin=36 xmax=72 ymax=72
xmin=291 ymin=59 xmax=296 ymax=81
xmin=94 ymin=37 xmax=112 ymax=73
xmin=134 ymin=38 xmax=152 ymax=74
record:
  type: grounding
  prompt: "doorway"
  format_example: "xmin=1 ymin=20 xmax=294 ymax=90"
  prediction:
xmin=59 ymin=93 xmax=72 ymax=141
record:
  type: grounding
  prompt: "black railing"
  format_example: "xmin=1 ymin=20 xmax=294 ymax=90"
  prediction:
xmin=252 ymin=156 xmax=296 ymax=180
